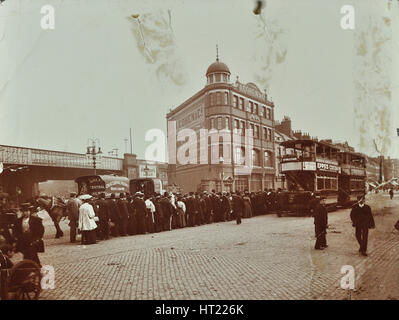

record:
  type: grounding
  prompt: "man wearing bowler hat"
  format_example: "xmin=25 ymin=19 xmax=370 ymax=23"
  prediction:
xmin=350 ymin=196 xmax=375 ymax=256
xmin=313 ymin=196 xmax=328 ymax=250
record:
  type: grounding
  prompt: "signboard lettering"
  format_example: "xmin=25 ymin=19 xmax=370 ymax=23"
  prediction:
xmin=317 ymin=162 xmax=341 ymax=173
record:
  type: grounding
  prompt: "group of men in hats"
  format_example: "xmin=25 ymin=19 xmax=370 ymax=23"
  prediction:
xmin=312 ymin=194 xmax=375 ymax=256
xmin=63 ymin=188 xmax=287 ymax=245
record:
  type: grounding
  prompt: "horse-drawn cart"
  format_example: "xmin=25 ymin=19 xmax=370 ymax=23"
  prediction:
xmin=0 ymin=212 xmax=42 ymax=300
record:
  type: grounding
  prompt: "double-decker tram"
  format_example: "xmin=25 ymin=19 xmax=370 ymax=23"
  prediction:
xmin=280 ymin=139 xmax=341 ymax=212
xmin=336 ymin=147 xmax=366 ymax=206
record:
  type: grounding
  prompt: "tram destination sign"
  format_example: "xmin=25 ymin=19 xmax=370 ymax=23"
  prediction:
xmin=316 ymin=162 xmax=341 ymax=173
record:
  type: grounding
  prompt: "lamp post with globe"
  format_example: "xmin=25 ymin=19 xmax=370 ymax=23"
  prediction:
xmin=86 ymin=138 xmax=102 ymax=175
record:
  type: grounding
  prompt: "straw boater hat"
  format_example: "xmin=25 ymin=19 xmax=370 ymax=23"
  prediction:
xmin=78 ymin=194 xmax=92 ymax=201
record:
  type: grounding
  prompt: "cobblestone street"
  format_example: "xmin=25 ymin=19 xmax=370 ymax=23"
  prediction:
xmin=29 ymin=193 xmax=399 ymax=300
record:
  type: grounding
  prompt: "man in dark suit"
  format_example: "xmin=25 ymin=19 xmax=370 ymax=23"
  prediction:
xmin=185 ymin=192 xmax=195 ymax=227
xmin=108 ymin=194 xmax=121 ymax=237
xmin=313 ymin=197 xmax=328 ymax=250
xmin=66 ymin=192 xmax=80 ymax=243
xmin=232 ymin=192 xmax=244 ymax=225
xmin=132 ymin=192 xmax=147 ymax=234
xmin=350 ymin=196 xmax=375 ymax=256
xmin=117 ymin=193 xmax=129 ymax=236
xmin=13 ymin=203 xmax=45 ymax=267
xmin=96 ymin=193 xmax=110 ymax=240
xmin=220 ymin=192 xmax=230 ymax=222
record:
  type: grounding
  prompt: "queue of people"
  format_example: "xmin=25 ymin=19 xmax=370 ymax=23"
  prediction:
xmin=66 ymin=189 xmax=284 ymax=245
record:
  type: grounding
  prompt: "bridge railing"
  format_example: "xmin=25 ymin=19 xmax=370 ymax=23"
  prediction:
xmin=0 ymin=145 xmax=123 ymax=171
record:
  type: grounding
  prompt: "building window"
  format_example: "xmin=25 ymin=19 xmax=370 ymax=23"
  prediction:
xmin=208 ymin=76 xmax=213 ymax=84
xmin=215 ymin=73 xmax=221 ymax=82
xmin=262 ymin=106 xmax=266 ymax=118
xmin=210 ymin=118 xmax=217 ymax=129
xmin=235 ymin=178 xmax=248 ymax=192
xmin=250 ymin=123 xmax=254 ymax=136
xmin=249 ymin=101 xmax=253 ymax=113
xmin=252 ymin=149 xmax=260 ymax=166
xmin=233 ymin=95 xmax=238 ymax=108
xmin=210 ymin=93 xmax=215 ymax=106
xmin=224 ymin=92 xmax=228 ymax=104
xmin=240 ymin=121 xmax=245 ymax=136
xmin=223 ymin=74 xmax=227 ymax=82
xmin=254 ymin=125 xmax=259 ymax=139
xmin=216 ymin=92 xmax=221 ymax=105
xmin=254 ymin=103 xmax=258 ymax=115
xmin=217 ymin=117 xmax=222 ymax=130
xmin=264 ymin=151 xmax=273 ymax=167
xmin=225 ymin=117 xmax=230 ymax=130
xmin=234 ymin=119 xmax=239 ymax=133
xmin=268 ymin=128 xmax=272 ymax=141
xmin=263 ymin=127 xmax=268 ymax=140
xmin=267 ymin=108 xmax=271 ymax=120
xmin=239 ymin=97 xmax=244 ymax=110
xmin=235 ymin=146 xmax=245 ymax=164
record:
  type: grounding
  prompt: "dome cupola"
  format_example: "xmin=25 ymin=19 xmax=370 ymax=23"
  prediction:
xmin=206 ymin=46 xmax=231 ymax=85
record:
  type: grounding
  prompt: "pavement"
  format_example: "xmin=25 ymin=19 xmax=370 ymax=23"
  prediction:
xmin=15 ymin=192 xmax=399 ymax=300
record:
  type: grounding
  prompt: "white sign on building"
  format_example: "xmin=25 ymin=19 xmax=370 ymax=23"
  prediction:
xmin=139 ymin=165 xmax=157 ymax=178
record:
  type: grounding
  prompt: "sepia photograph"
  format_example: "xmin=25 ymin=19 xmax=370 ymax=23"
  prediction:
xmin=0 ymin=0 xmax=398 ymax=307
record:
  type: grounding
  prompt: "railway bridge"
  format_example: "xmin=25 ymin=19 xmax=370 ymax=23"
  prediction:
xmin=0 ymin=144 xmax=143 ymax=202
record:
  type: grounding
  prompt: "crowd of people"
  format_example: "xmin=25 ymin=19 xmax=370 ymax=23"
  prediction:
xmin=66 ymin=189 xmax=285 ymax=245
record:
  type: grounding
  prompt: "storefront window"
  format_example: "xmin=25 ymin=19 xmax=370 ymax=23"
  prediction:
xmin=235 ymin=178 xmax=248 ymax=192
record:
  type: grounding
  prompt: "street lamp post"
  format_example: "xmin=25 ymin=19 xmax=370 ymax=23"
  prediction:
xmin=219 ymin=157 xmax=224 ymax=192
xmin=86 ymin=138 xmax=102 ymax=175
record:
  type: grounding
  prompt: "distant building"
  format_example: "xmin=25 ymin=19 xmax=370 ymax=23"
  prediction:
xmin=383 ymin=157 xmax=399 ymax=181
xmin=123 ymin=154 xmax=168 ymax=189
xmin=167 ymin=54 xmax=276 ymax=193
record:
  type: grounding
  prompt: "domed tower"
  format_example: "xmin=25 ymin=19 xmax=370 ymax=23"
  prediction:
xmin=206 ymin=46 xmax=231 ymax=85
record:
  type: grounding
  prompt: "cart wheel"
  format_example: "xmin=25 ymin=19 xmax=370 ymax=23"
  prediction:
xmin=7 ymin=260 xmax=42 ymax=300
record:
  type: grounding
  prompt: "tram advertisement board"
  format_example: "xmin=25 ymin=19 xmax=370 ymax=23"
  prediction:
xmin=316 ymin=162 xmax=341 ymax=173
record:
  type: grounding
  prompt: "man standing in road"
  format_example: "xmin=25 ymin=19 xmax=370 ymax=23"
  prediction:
xmin=313 ymin=196 xmax=328 ymax=250
xmin=350 ymin=196 xmax=375 ymax=256
xmin=66 ymin=192 xmax=80 ymax=243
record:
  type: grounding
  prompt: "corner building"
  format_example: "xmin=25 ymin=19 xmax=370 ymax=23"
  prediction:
xmin=167 ymin=56 xmax=276 ymax=193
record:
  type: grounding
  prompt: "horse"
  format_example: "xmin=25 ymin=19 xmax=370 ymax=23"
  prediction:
xmin=35 ymin=196 xmax=68 ymax=238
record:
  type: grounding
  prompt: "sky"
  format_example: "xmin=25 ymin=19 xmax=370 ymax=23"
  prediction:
xmin=0 ymin=0 xmax=398 ymax=161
